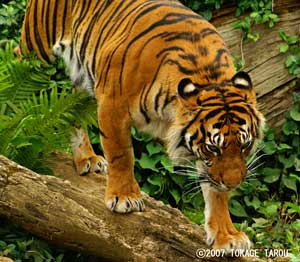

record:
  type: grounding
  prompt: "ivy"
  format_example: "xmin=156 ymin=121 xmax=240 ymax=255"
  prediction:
xmin=279 ymin=30 xmax=300 ymax=78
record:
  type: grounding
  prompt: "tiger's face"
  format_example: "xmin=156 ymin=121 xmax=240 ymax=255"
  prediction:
xmin=168 ymin=71 xmax=264 ymax=192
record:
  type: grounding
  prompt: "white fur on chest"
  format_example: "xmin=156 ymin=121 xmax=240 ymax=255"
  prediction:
xmin=52 ymin=40 xmax=94 ymax=95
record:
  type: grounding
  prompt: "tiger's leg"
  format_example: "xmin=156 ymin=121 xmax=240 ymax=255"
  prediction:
xmin=71 ymin=127 xmax=107 ymax=176
xmin=201 ymin=184 xmax=251 ymax=252
xmin=98 ymin=99 xmax=144 ymax=213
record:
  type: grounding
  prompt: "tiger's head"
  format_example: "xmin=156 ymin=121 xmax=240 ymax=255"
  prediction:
xmin=168 ymin=71 xmax=265 ymax=191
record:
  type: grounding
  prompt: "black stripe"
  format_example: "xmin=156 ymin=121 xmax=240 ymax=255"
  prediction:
xmin=165 ymin=27 xmax=218 ymax=42
xmin=98 ymin=2 xmax=169 ymax=82
xmin=179 ymin=53 xmax=198 ymax=66
xmin=180 ymin=110 xmax=203 ymax=139
xmin=52 ymin=1 xmax=58 ymax=45
xmin=141 ymin=53 xmax=168 ymax=122
xmin=73 ymin=0 xmax=89 ymax=32
xmin=156 ymin=46 xmax=184 ymax=58
xmin=24 ymin=13 xmax=34 ymax=52
xmin=154 ymin=86 xmax=163 ymax=112
xmin=200 ymin=28 xmax=219 ymax=38
xmin=202 ymin=102 xmax=225 ymax=107
xmin=41 ymin=0 xmax=46 ymax=26
xmin=230 ymin=105 xmax=248 ymax=114
xmin=119 ymin=12 xmax=202 ymax=94
xmin=200 ymin=124 xmax=207 ymax=142
xmin=139 ymin=85 xmax=151 ymax=123
xmin=33 ymin=0 xmax=50 ymax=62
xmin=164 ymin=59 xmax=197 ymax=75
xmin=215 ymin=48 xmax=228 ymax=64
xmin=79 ymin=2 xmax=105 ymax=63
xmin=189 ymin=130 xmax=199 ymax=149
xmin=204 ymin=108 xmax=223 ymax=120
xmin=61 ymin=0 xmax=69 ymax=40
xmin=46 ymin=0 xmax=51 ymax=48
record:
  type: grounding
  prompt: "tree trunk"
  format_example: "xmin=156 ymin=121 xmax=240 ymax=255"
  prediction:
xmin=0 ymin=154 xmax=263 ymax=262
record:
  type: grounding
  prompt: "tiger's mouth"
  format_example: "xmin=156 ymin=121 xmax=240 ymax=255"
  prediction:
xmin=207 ymin=177 xmax=242 ymax=192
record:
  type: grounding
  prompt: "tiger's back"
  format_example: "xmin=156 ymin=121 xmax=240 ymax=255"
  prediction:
xmin=20 ymin=0 xmax=235 ymax=100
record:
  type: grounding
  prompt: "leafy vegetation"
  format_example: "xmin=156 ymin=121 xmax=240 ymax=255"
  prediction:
xmin=0 ymin=0 xmax=299 ymax=261
xmin=279 ymin=30 xmax=300 ymax=78
xmin=0 ymin=0 xmax=26 ymax=42
xmin=0 ymin=44 xmax=97 ymax=175
xmin=233 ymin=0 xmax=279 ymax=42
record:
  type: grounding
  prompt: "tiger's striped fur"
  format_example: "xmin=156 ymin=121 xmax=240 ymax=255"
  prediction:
xmin=19 ymin=0 xmax=265 ymax=253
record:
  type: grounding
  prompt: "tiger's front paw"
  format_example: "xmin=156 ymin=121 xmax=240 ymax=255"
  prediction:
xmin=75 ymin=155 xmax=107 ymax=176
xmin=105 ymin=193 xmax=145 ymax=213
xmin=105 ymin=180 xmax=145 ymax=213
xmin=206 ymin=226 xmax=251 ymax=254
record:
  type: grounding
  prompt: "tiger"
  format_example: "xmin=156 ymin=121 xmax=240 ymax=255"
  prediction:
xmin=18 ymin=0 xmax=265 ymax=253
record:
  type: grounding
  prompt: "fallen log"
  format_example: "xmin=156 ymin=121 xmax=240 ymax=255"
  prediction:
xmin=0 ymin=154 xmax=263 ymax=262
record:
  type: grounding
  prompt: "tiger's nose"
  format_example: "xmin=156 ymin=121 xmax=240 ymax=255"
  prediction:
xmin=221 ymin=169 xmax=245 ymax=189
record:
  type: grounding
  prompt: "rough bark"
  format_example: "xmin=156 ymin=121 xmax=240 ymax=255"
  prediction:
xmin=0 ymin=154 xmax=264 ymax=262
xmin=212 ymin=0 xmax=300 ymax=130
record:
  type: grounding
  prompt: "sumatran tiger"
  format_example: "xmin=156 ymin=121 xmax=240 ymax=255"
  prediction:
xmin=18 ymin=0 xmax=265 ymax=253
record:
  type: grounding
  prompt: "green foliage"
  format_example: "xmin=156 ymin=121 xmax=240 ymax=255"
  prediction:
xmin=180 ymin=0 xmax=222 ymax=20
xmin=233 ymin=0 xmax=279 ymax=42
xmin=279 ymin=30 xmax=300 ymax=78
xmin=0 ymin=0 xmax=26 ymax=42
xmin=0 ymin=43 xmax=97 ymax=174
xmin=132 ymin=128 xmax=204 ymax=210
xmin=0 ymin=220 xmax=89 ymax=262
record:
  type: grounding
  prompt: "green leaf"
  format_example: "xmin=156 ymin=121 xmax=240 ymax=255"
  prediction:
xmin=285 ymin=55 xmax=298 ymax=68
xmin=279 ymin=43 xmax=289 ymax=53
xmin=250 ymin=12 xmax=259 ymax=18
xmin=136 ymin=153 xmax=160 ymax=172
xmin=252 ymin=217 xmax=270 ymax=228
xmin=170 ymin=174 xmax=187 ymax=188
xmin=269 ymin=13 xmax=278 ymax=21
xmin=262 ymin=168 xmax=281 ymax=183
xmin=170 ymin=187 xmax=181 ymax=204
xmin=290 ymin=105 xmax=300 ymax=121
xmin=278 ymin=154 xmax=296 ymax=169
xmin=141 ymin=183 xmax=158 ymax=195
xmin=282 ymin=121 xmax=299 ymax=135
xmin=277 ymin=143 xmax=293 ymax=151
xmin=294 ymin=158 xmax=300 ymax=171
xmin=147 ymin=174 xmax=162 ymax=187
xmin=146 ymin=142 xmax=164 ymax=156
xmin=199 ymin=10 xmax=212 ymax=21
xmin=282 ymin=175 xmax=298 ymax=193
xmin=263 ymin=203 xmax=279 ymax=216
xmin=286 ymin=202 xmax=300 ymax=215
xmin=244 ymin=196 xmax=261 ymax=210
xmin=229 ymin=199 xmax=248 ymax=217
xmin=262 ymin=141 xmax=277 ymax=154
xmin=279 ymin=30 xmax=289 ymax=42
xmin=134 ymin=170 xmax=142 ymax=183
xmin=288 ymin=35 xmax=299 ymax=45
xmin=160 ymin=155 xmax=173 ymax=173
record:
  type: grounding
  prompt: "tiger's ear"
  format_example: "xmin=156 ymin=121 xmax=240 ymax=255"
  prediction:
xmin=232 ymin=71 xmax=252 ymax=89
xmin=178 ymin=78 xmax=200 ymax=99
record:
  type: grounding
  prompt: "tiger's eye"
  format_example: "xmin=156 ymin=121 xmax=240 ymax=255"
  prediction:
xmin=205 ymin=144 xmax=221 ymax=155
xmin=241 ymin=140 xmax=253 ymax=151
